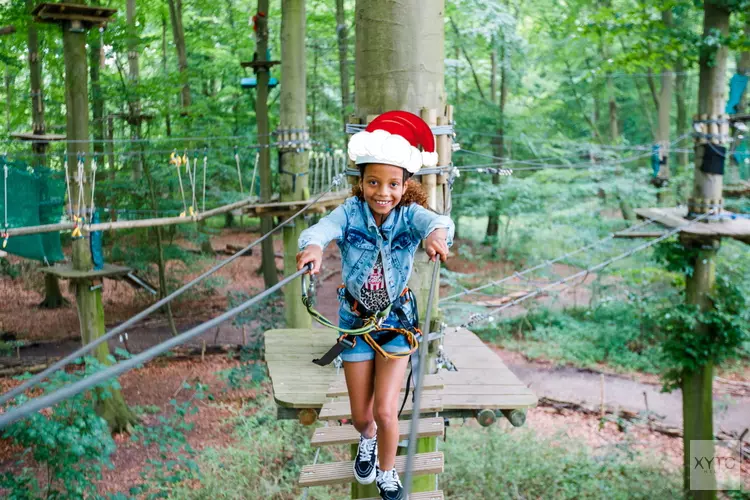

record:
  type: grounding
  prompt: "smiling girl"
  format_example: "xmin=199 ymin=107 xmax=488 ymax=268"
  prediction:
xmin=296 ymin=111 xmax=454 ymax=500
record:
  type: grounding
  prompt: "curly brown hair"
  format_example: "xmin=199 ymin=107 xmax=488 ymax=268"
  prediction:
xmin=351 ymin=170 xmax=429 ymax=208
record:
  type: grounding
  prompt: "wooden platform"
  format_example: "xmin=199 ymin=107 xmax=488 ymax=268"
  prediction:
xmin=298 ymin=452 xmax=444 ymax=487
xmin=242 ymin=190 xmax=349 ymax=218
xmin=32 ymin=3 xmax=117 ymax=26
xmin=724 ymin=181 xmax=750 ymax=197
xmin=635 ymin=207 xmax=750 ymax=244
xmin=10 ymin=133 xmax=66 ymax=142
xmin=265 ymin=327 xmax=537 ymax=418
xmin=311 ymin=417 xmax=444 ymax=447
xmin=40 ymin=263 xmax=133 ymax=281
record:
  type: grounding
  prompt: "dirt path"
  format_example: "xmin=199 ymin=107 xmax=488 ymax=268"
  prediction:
xmin=492 ymin=349 xmax=750 ymax=435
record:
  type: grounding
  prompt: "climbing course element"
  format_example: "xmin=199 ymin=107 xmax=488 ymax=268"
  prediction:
xmin=170 ymin=150 xmax=188 ymax=217
xmin=234 ymin=146 xmax=244 ymax=195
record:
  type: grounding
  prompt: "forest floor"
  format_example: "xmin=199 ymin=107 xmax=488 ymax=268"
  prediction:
xmin=0 ymin=226 xmax=748 ymax=494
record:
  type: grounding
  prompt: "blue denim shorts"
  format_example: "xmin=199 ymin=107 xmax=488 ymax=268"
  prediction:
xmin=337 ymin=291 xmax=419 ymax=363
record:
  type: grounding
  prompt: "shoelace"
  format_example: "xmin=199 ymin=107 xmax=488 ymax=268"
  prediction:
xmin=377 ymin=469 xmax=401 ymax=492
xmin=358 ymin=436 xmax=376 ymax=461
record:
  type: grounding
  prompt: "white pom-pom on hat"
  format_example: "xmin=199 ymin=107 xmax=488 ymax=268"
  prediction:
xmin=347 ymin=110 xmax=438 ymax=174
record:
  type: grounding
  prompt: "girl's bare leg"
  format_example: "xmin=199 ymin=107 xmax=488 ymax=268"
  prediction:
xmin=373 ymin=356 xmax=410 ymax=470
xmin=344 ymin=360 xmax=376 ymax=438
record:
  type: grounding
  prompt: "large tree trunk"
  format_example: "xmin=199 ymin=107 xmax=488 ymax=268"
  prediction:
xmin=335 ymin=0 xmax=350 ymax=129
xmin=62 ymin=0 xmax=136 ymax=433
xmin=280 ymin=0 xmax=310 ymax=329
xmin=256 ymin=0 xmax=278 ymax=289
xmin=167 ymin=0 xmax=191 ymax=110
xmin=26 ymin=0 xmax=45 ymax=162
xmin=737 ymin=20 xmax=750 ymax=114
xmin=681 ymin=2 xmax=731 ymax=497
xmin=354 ymin=1 xmax=445 ymax=495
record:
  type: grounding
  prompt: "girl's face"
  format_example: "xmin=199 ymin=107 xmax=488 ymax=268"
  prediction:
xmin=359 ymin=163 xmax=408 ymax=221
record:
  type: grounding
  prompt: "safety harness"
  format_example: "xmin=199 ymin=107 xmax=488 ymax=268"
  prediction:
xmin=302 ymin=276 xmax=422 ymax=367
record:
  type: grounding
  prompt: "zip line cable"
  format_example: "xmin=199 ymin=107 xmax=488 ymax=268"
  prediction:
xmin=455 ymin=211 xmax=714 ymax=329
xmin=0 ymin=267 xmax=311 ymax=429
xmin=0 ymin=174 xmax=346 ymax=407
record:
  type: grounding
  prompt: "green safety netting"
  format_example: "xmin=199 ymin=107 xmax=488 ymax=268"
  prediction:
xmin=1 ymin=158 xmax=65 ymax=263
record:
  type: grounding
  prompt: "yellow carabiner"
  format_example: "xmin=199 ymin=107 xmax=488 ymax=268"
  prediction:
xmin=170 ymin=151 xmax=181 ymax=167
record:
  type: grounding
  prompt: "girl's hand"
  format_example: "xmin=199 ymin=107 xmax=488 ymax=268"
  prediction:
xmin=296 ymin=245 xmax=323 ymax=274
xmin=425 ymin=229 xmax=449 ymax=262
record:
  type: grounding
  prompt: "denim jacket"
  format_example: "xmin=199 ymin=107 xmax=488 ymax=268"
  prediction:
xmin=298 ymin=196 xmax=454 ymax=309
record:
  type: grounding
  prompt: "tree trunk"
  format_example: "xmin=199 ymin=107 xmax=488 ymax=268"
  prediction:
xmin=354 ymin=1 xmax=445 ymax=495
xmin=486 ymin=37 xmax=507 ymax=240
xmin=39 ymin=273 xmax=69 ymax=309
xmin=599 ymin=31 xmax=619 ymax=143
xmin=26 ymin=0 xmax=46 ymax=162
xmin=738 ymin=20 xmax=750 ymax=114
xmin=281 ymin=0 xmax=310 ymax=329
xmin=335 ymin=0 xmax=350 ymax=129
xmin=161 ymin=15 xmax=172 ymax=136
xmin=682 ymin=1 xmax=731 ymax=496
xmin=127 ymin=0 xmax=142 ymax=180
xmin=675 ymin=58 xmax=689 ymax=170
xmin=62 ymin=0 xmax=136 ymax=432
xmin=490 ymin=45 xmax=497 ymax=104
xmin=167 ymin=0 xmax=191 ymax=110
xmin=655 ymin=8 xmax=674 ymax=192
xmin=256 ymin=0 xmax=278 ymax=289
xmin=4 ymin=66 xmax=12 ymax=136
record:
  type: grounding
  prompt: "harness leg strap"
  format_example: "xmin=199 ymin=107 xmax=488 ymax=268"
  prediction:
xmin=313 ymin=336 xmax=354 ymax=366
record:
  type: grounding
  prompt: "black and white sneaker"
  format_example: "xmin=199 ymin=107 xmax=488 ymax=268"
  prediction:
xmin=376 ymin=467 xmax=404 ymax=500
xmin=353 ymin=434 xmax=378 ymax=484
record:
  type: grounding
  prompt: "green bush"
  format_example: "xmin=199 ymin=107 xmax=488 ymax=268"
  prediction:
xmin=442 ymin=423 xmax=682 ymax=499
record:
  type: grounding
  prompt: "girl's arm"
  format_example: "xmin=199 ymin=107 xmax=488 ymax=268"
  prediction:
xmin=408 ymin=204 xmax=455 ymax=247
xmin=297 ymin=203 xmax=348 ymax=251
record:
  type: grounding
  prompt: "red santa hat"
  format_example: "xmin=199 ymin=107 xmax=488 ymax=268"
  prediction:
xmin=347 ymin=111 xmax=438 ymax=174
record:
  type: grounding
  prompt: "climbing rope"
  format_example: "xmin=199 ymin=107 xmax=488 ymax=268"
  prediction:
xmin=88 ymin=154 xmax=98 ymax=229
xmin=202 ymin=148 xmax=208 ymax=213
xmin=234 ymin=146 xmax=244 ymax=195
xmin=71 ymin=153 xmax=86 ymax=239
xmin=403 ymin=261 xmax=441 ymax=497
xmin=170 ymin=150 xmax=189 ymax=217
xmin=191 ymin=151 xmax=198 ymax=214
xmin=0 ymin=266 xmax=311 ymax=429
xmin=249 ymin=151 xmax=259 ymax=197
xmin=0 ymin=174 xmax=347 ymax=407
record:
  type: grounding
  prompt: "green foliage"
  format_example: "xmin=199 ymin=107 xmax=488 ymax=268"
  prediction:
xmin=127 ymin=384 xmax=206 ymax=499
xmin=0 ymin=358 xmax=118 ymax=500
xmin=442 ymin=422 xmax=682 ymax=499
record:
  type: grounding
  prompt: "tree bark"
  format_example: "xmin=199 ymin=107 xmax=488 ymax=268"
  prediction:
xmin=335 ymin=0 xmax=350 ymax=129
xmin=738 ymin=20 xmax=750 ymax=114
xmin=161 ymin=15 xmax=172 ymax=136
xmin=256 ymin=0 xmax=278 ymax=289
xmin=490 ymin=45 xmax=497 ymax=104
xmin=167 ymin=0 xmax=191 ymax=110
xmin=486 ymin=36 xmax=507 ymax=239
xmin=62 ymin=0 xmax=136 ymax=432
xmin=655 ymin=8 xmax=674 ymax=189
xmin=26 ymin=0 xmax=45 ymax=162
xmin=280 ymin=0 xmax=310 ymax=329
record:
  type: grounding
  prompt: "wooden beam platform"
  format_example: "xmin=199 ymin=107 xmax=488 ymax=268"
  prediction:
xmin=613 ymin=231 xmax=667 ymax=239
xmin=40 ymin=263 xmax=132 ymax=281
xmin=310 ymin=417 xmax=444 ymax=447
xmin=635 ymin=207 xmax=750 ymax=244
xmin=298 ymin=452 xmax=444 ymax=487
xmin=319 ymin=391 xmax=444 ymax=421
xmin=724 ymin=181 xmax=750 ymax=197
xmin=326 ymin=374 xmax=444 ymax=397
xmin=265 ymin=327 xmax=537 ymax=416
xmin=32 ymin=3 xmax=117 ymax=26
xmin=10 ymin=132 xmax=66 ymax=142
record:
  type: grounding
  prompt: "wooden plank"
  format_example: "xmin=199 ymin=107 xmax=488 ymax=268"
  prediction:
xmin=310 ymin=417 xmax=444 ymax=447
xmin=635 ymin=207 xmax=750 ymax=241
xmin=39 ymin=263 xmax=132 ymax=280
xmin=10 ymin=132 xmax=66 ymax=142
xmin=441 ymin=393 xmax=537 ymax=409
xmin=326 ymin=374 xmax=443 ymax=397
xmin=319 ymin=393 xmax=443 ymax=420
xmin=613 ymin=231 xmax=667 ymax=239
xmin=298 ymin=452 xmax=443 ymax=487
xmin=360 ymin=492 xmax=443 ymax=500
xmin=438 ymin=384 xmax=533 ymax=396
xmin=436 ymin=370 xmax=526 ymax=386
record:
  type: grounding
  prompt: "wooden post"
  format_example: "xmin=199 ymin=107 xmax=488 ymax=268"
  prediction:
xmin=60 ymin=1 xmax=136 ymax=431
xmin=280 ymin=0 xmax=310 ymax=329
xmin=255 ymin=0 xmax=278 ymax=289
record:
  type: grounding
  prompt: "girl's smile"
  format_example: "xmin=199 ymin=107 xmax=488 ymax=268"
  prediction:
xmin=360 ymin=163 xmax=408 ymax=224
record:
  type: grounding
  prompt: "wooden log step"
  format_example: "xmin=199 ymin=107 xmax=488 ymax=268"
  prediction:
xmin=319 ymin=392 xmax=443 ymax=421
xmin=326 ymin=374 xmax=444 ymax=397
xmin=361 ymin=492 xmax=443 ymax=500
xmin=310 ymin=417 xmax=444 ymax=447
xmin=298 ymin=451 xmax=444 ymax=487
